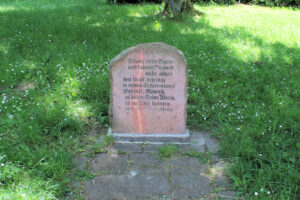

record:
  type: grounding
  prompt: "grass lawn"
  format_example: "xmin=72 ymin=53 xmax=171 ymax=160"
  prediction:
xmin=0 ymin=0 xmax=299 ymax=199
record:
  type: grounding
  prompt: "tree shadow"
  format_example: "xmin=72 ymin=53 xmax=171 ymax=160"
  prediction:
xmin=0 ymin=0 xmax=299 ymax=198
xmin=1 ymin=0 xmax=299 ymax=132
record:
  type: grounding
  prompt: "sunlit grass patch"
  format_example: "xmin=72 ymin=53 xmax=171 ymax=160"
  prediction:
xmin=0 ymin=0 xmax=299 ymax=199
xmin=0 ymin=42 xmax=9 ymax=55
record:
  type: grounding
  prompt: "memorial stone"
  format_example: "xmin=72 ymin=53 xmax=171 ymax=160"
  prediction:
xmin=109 ymin=42 xmax=189 ymax=142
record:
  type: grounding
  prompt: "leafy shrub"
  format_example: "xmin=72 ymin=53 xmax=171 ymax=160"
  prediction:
xmin=108 ymin=0 xmax=299 ymax=6
xmin=158 ymin=144 xmax=179 ymax=159
xmin=192 ymin=0 xmax=299 ymax=5
xmin=251 ymin=0 xmax=299 ymax=6
xmin=192 ymin=0 xmax=236 ymax=4
xmin=107 ymin=0 xmax=162 ymax=4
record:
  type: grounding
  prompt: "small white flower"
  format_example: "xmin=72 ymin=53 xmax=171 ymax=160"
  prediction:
xmin=279 ymin=125 xmax=282 ymax=128
xmin=259 ymin=154 xmax=262 ymax=157
xmin=1 ymin=163 xmax=4 ymax=167
xmin=254 ymin=192 xmax=258 ymax=196
xmin=267 ymin=191 xmax=271 ymax=195
xmin=260 ymin=188 xmax=264 ymax=192
xmin=21 ymin=193 xmax=26 ymax=197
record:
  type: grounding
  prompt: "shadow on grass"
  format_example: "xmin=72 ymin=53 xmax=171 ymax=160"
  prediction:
xmin=0 ymin=0 xmax=299 ymax=198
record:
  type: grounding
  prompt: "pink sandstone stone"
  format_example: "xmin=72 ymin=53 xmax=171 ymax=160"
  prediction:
xmin=110 ymin=43 xmax=187 ymax=134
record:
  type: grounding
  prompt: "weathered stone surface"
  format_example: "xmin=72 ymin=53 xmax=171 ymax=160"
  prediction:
xmin=170 ymin=157 xmax=208 ymax=174
xmin=218 ymin=191 xmax=236 ymax=200
xmin=82 ymin=131 xmax=236 ymax=200
xmin=110 ymin=42 xmax=188 ymax=135
xmin=178 ymin=143 xmax=206 ymax=152
xmin=84 ymin=175 xmax=126 ymax=200
xmin=170 ymin=157 xmax=212 ymax=199
xmin=143 ymin=143 xmax=166 ymax=152
xmin=88 ymin=154 xmax=128 ymax=174
xmin=215 ymin=174 xmax=231 ymax=189
xmin=73 ymin=156 xmax=88 ymax=171
xmin=205 ymin=138 xmax=219 ymax=153
xmin=125 ymin=174 xmax=171 ymax=199
xmin=128 ymin=153 xmax=168 ymax=175
xmin=112 ymin=143 xmax=142 ymax=153
xmin=171 ymin=171 xmax=212 ymax=199
xmin=190 ymin=131 xmax=207 ymax=144
xmin=179 ymin=131 xmax=207 ymax=152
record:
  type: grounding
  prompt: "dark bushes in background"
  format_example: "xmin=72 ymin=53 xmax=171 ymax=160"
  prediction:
xmin=192 ymin=0 xmax=300 ymax=6
xmin=108 ymin=0 xmax=300 ymax=7
xmin=107 ymin=0 xmax=162 ymax=4
xmin=250 ymin=0 xmax=300 ymax=6
xmin=191 ymin=0 xmax=236 ymax=5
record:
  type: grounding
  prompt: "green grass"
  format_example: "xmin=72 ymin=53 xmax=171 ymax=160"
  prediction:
xmin=158 ymin=144 xmax=180 ymax=159
xmin=157 ymin=144 xmax=211 ymax=163
xmin=0 ymin=0 xmax=299 ymax=199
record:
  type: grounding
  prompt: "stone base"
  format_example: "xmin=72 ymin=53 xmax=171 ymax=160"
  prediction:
xmin=108 ymin=128 xmax=190 ymax=144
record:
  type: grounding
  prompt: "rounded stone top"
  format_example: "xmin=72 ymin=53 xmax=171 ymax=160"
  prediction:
xmin=110 ymin=42 xmax=187 ymax=68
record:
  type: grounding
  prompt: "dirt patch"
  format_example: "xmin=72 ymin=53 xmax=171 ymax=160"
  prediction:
xmin=17 ymin=82 xmax=35 ymax=91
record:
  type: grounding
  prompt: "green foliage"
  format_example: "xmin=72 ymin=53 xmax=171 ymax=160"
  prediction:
xmin=0 ymin=0 xmax=299 ymax=199
xmin=107 ymin=0 xmax=162 ymax=4
xmin=250 ymin=0 xmax=300 ymax=6
xmin=157 ymin=145 xmax=211 ymax=163
xmin=77 ymin=170 xmax=96 ymax=180
xmin=87 ymin=135 xmax=114 ymax=156
xmin=0 ymin=155 xmax=57 ymax=199
xmin=184 ymin=151 xmax=211 ymax=163
xmin=158 ymin=144 xmax=180 ymax=159
xmin=107 ymin=0 xmax=299 ymax=7
xmin=191 ymin=0 xmax=300 ymax=6
xmin=102 ymin=135 xmax=115 ymax=147
xmin=192 ymin=0 xmax=236 ymax=5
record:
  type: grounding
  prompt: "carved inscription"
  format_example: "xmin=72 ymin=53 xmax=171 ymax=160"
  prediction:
xmin=123 ymin=59 xmax=175 ymax=112
xmin=110 ymin=43 xmax=187 ymax=134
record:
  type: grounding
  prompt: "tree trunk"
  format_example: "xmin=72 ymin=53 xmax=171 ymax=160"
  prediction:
xmin=162 ymin=0 xmax=204 ymax=16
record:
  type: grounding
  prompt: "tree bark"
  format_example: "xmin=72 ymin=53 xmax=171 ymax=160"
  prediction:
xmin=162 ymin=0 xmax=204 ymax=16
